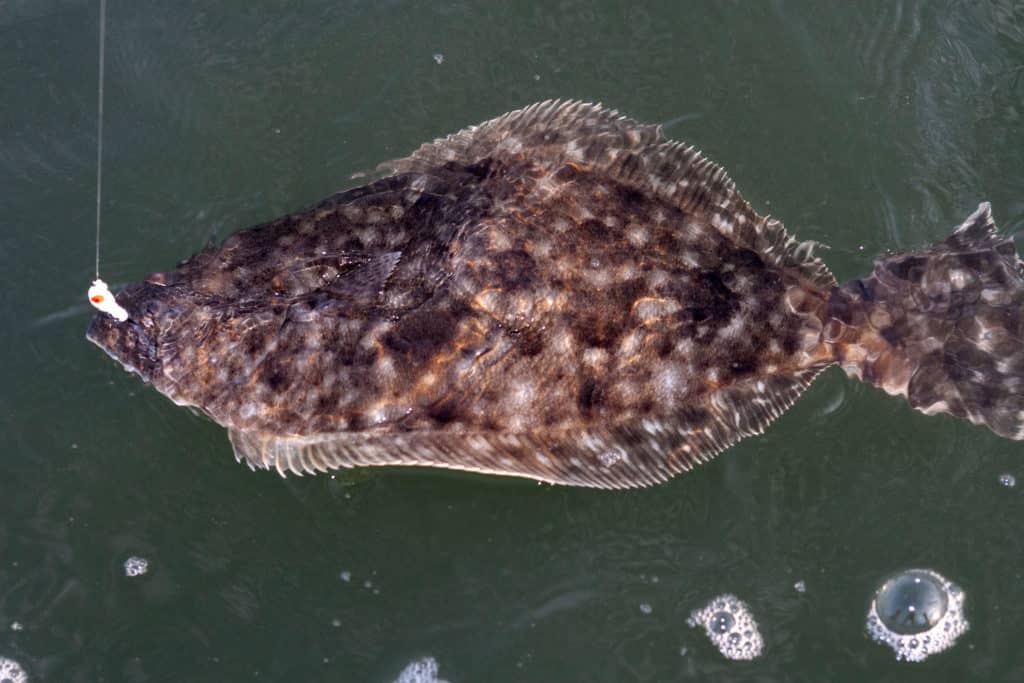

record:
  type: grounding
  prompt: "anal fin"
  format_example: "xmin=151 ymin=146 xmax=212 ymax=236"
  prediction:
xmin=227 ymin=368 xmax=823 ymax=488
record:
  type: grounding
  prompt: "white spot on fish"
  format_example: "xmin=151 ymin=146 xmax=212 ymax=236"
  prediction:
xmin=565 ymin=139 xmax=584 ymax=161
xmin=618 ymin=331 xmax=642 ymax=357
xmin=583 ymin=347 xmax=609 ymax=367
xmin=626 ymin=223 xmax=649 ymax=247
xmin=655 ymin=366 xmax=687 ymax=399
xmin=598 ymin=447 xmax=628 ymax=467
xmin=718 ymin=314 xmax=745 ymax=339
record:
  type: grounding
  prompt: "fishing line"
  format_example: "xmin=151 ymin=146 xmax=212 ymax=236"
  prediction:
xmin=87 ymin=0 xmax=128 ymax=322
xmin=94 ymin=0 xmax=105 ymax=279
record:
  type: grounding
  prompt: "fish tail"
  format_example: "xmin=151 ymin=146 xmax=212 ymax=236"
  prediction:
xmin=824 ymin=203 xmax=1024 ymax=440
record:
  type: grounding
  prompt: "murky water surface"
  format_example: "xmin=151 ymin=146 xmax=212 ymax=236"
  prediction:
xmin=2 ymin=1 xmax=1023 ymax=680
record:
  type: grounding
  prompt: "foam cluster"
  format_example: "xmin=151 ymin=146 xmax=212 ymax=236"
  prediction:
xmin=123 ymin=556 xmax=149 ymax=578
xmin=393 ymin=657 xmax=449 ymax=683
xmin=0 ymin=657 xmax=28 ymax=683
xmin=687 ymin=593 xmax=764 ymax=661
xmin=866 ymin=568 xmax=968 ymax=662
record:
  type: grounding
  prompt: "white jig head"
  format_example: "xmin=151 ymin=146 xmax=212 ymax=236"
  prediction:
xmin=88 ymin=278 xmax=128 ymax=322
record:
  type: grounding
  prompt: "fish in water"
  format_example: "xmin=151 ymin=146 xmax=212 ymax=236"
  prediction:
xmin=87 ymin=100 xmax=1024 ymax=488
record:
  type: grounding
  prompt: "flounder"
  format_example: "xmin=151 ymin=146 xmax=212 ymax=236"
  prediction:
xmin=87 ymin=101 xmax=1024 ymax=487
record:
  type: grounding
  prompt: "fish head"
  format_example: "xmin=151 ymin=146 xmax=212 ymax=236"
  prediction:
xmin=86 ymin=273 xmax=190 ymax=388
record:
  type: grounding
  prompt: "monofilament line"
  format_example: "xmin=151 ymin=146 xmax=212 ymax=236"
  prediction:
xmin=87 ymin=0 xmax=127 ymax=322
xmin=94 ymin=0 xmax=106 ymax=278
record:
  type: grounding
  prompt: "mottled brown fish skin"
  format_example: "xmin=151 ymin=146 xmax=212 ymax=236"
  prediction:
xmin=823 ymin=203 xmax=1024 ymax=440
xmin=87 ymin=101 xmax=1024 ymax=486
xmin=90 ymin=159 xmax=826 ymax=433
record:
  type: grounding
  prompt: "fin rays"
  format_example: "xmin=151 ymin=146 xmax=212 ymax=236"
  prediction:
xmin=228 ymin=368 xmax=823 ymax=488
xmin=847 ymin=202 xmax=1024 ymax=441
xmin=387 ymin=99 xmax=835 ymax=289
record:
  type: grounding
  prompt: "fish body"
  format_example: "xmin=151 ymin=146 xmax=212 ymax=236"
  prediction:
xmin=87 ymin=101 xmax=1024 ymax=487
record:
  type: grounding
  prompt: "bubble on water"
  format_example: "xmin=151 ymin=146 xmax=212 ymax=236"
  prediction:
xmin=339 ymin=570 xmax=352 ymax=583
xmin=687 ymin=594 xmax=763 ymax=661
xmin=999 ymin=473 xmax=1016 ymax=488
xmin=0 ymin=657 xmax=28 ymax=683
xmin=709 ymin=611 xmax=734 ymax=633
xmin=875 ymin=571 xmax=947 ymax=634
xmin=393 ymin=656 xmax=449 ymax=683
xmin=794 ymin=580 xmax=807 ymax=594
xmin=639 ymin=602 xmax=653 ymax=615
xmin=123 ymin=556 xmax=149 ymax=578
xmin=866 ymin=568 xmax=968 ymax=662
xmin=432 ymin=53 xmax=444 ymax=65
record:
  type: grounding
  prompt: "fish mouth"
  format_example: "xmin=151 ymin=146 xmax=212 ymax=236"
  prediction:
xmin=86 ymin=311 xmax=159 ymax=382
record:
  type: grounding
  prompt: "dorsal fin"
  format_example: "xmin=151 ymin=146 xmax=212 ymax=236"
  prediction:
xmin=227 ymin=368 xmax=823 ymax=488
xmin=386 ymin=99 xmax=835 ymax=289
xmin=945 ymin=201 xmax=1002 ymax=251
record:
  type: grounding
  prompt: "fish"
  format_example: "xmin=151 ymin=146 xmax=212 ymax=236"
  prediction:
xmin=86 ymin=100 xmax=1024 ymax=488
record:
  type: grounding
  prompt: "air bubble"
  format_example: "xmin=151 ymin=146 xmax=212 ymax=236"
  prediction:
xmin=687 ymin=594 xmax=763 ymax=661
xmin=999 ymin=473 xmax=1016 ymax=488
xmin=123 ymin=556 xmax=149 ymax=578
xmin=866 ymin=568 xmax=968 ymax=662
xmin=875 ymin=570 xmax=947 ymax=634
xmin=709 ymin=611 xmax=734 ymax=633
xmin=0 ymin=657 xmax=27 ymax=683
xmin=794 ymin=580 xmax=807 ymax=593
xmin=639 ymin=603 xmax=653 ymax=615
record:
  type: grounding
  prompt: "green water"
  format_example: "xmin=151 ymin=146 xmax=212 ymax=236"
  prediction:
xmin=3 ymin=1 xmax=1023 ymax=680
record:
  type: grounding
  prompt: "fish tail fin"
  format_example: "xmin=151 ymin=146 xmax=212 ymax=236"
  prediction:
xmin=825 ymin=202 xmax=1024 ymax=440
